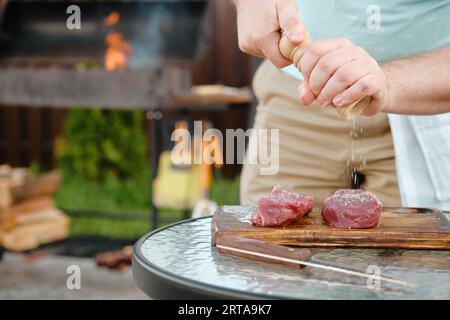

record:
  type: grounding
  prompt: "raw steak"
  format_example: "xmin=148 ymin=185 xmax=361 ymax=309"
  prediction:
xmin=322 ymin=189 xmax=382 ymax=229
xmin=251 ymin=186 xmax=314 ymax=227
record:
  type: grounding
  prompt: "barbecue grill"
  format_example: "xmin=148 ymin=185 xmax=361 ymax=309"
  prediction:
xmin=0 ymin=0 xmax=211 ymax=108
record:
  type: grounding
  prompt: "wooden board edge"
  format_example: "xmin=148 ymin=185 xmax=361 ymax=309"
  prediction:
xmin=215 ymin=231 xmax=450 ymax=250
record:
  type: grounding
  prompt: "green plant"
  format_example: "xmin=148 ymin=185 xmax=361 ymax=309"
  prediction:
xmin=54 ymin=108 xmax=241 ymax=239
xmin=55 ymin=173 xmax=151 ymax=213
xmin=55 ymin=173 xmax=240 ymax=238
xmin=56 ymin=108 xmax=148 ymax=182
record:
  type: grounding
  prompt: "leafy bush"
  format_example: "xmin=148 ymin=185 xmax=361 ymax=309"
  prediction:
xmin=56 ymin=109 xmax=148 ymax=182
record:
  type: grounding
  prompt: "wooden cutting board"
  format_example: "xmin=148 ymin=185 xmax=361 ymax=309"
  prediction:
xmin=211 ymin=206 xmax=450 ymax=250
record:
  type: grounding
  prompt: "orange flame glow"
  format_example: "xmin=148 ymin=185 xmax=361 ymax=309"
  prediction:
xmin=104 ymin=12 xmax=132 ymax=71
xmin=104 ymin=11 xmax=120 ymax=26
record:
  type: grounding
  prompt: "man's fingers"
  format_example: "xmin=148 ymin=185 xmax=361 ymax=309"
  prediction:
xmin=277 ymin=0 xmax=304 ymax=45
xmin=308 ymin=47 xmax=356 ymax=96
xmin=258 ymin=31 xmax=292 ymax=68
xmin=333 ymin=74 xmax=381 ymax=108
xmin=301 ymin=38 xmax=353 ymax=80
xmin=299 ymin=80 xmax=315 ymax=106
xmin=316 ymin=60 xmax=369 ymax=106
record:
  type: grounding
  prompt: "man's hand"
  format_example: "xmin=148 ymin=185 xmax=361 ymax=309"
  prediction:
xmin=234 ymin=0 xmax=305 ymax=68
xmin=298 ymin=38 xmax=388 ymax=116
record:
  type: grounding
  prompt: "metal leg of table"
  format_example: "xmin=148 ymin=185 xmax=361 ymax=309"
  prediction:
xmin=149 ymin=110 xmax=160 ymax=230
xmin=183 ymin=209 xmax=190 ymax=220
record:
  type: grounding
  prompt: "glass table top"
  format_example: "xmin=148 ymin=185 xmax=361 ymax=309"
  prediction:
xmin=138 ymin=206 xmax=450 ymax=299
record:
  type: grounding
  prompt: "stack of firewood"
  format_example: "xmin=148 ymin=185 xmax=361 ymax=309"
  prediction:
xmin=0 ymin=165 xmax=70 ymax=252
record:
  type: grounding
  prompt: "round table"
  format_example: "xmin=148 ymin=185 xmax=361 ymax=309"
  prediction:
xmin=133 ymin=215 xmax=450 ymax=299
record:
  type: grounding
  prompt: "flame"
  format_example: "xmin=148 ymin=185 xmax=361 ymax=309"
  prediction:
xmin=104 ymin=11 xmax=120 ymax=26
xmin=104 ymin=12 xmax=132 ymax=71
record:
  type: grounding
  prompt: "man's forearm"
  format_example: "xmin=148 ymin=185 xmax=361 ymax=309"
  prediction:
xmin=382 ymin=45 xmax=450 ymax=115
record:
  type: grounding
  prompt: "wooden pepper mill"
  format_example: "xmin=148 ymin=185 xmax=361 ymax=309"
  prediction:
xmin=279 ymin=34 xmax=372 ymax=121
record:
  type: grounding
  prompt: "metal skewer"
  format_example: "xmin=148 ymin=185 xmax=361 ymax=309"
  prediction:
xmin=216 ymin=244 xmax=415 ymax=287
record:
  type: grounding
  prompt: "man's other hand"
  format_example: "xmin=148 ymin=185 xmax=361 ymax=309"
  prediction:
xmin=234 ymin=0 xmax=305 ymax=68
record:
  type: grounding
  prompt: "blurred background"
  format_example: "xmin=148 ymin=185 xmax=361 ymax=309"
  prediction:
xmin=0 ymin=0 xmax=259 ymax=298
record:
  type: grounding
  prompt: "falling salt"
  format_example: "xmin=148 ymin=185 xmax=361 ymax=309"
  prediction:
xmin=345 ymin=115 xmax=367 ymax=188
